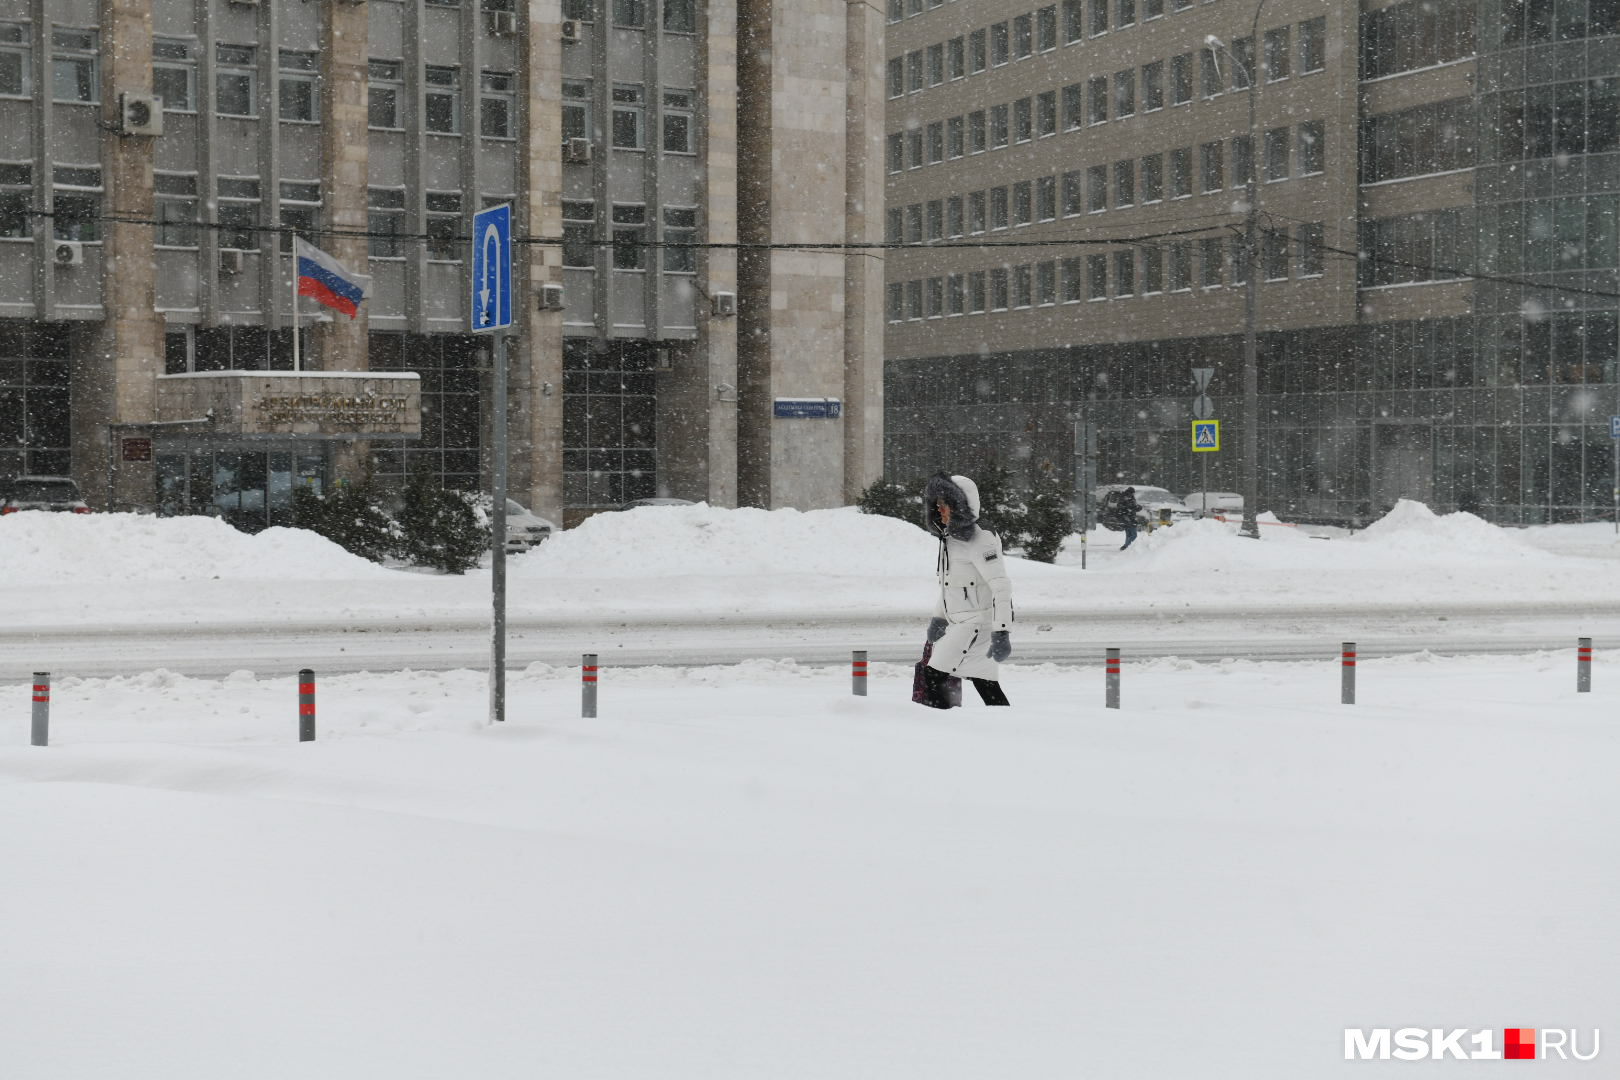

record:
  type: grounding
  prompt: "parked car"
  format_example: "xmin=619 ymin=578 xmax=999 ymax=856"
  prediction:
xmin=1092 ymin=484 xmax=1195 ymax=525
xmin=504 ymin=499 xmax=556 ymax=552
xmin=0 ymin=475 xmax=91 ymax=515
xmin=1180 ymin=491 xmax=1245 ymax=517
xmin=614 ymin=497 xmax=696 ymax=511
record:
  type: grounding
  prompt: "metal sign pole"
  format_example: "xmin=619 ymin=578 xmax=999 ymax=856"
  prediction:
xmin=490 ymin=330 xmax=508 ymax=724
xmin=471 ymin=202 xmax=513 ymax=725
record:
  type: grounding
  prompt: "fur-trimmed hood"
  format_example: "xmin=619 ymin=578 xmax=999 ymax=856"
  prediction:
xmin=925 ymin=472 xmax=981 ymax=541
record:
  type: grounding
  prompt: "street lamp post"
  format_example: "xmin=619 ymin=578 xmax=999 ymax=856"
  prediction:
xmin=1207 ymin=0 xmax=1269 ymax=539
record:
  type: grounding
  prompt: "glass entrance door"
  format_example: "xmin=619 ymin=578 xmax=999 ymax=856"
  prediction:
xmin=155 ymin=448 xmax=327 ymax=532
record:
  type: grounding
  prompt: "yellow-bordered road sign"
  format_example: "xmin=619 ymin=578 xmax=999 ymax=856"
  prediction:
xmin=1192 ymin=419 xmax=1220 ymax=452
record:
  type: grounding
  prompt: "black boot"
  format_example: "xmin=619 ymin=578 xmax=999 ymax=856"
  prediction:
xmin=918 ymin=665 xmax=962 ymax=709
xmin=971 ymin=678 xmax=1010 ymax=706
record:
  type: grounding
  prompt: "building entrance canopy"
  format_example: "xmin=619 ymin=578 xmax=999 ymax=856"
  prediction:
xmin=152 ymin=371 xmax=422 ymax=441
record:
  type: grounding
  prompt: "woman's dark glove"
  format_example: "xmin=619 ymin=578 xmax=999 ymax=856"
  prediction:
xmin=926 ymin=617 xmax=949 ymax=643
xmin=988 ymin=631 xmax=1012 ymax=662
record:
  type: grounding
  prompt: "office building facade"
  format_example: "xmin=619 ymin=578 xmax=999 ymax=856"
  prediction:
xmin=0 ymin=0 xmax=882 ymax=530
xmin=884 ymin=0 xmax=1620 ymax=524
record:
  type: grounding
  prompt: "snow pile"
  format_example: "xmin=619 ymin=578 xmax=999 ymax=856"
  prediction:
xmin=1351 ymin=498 xmax=1548 ymax=560
xmin=0 ymin=511 xmax=394 ymax=584
xmin=514 ymin=502 xmax=939 ymax=579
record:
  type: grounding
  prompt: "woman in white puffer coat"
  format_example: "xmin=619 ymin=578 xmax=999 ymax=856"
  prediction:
xmin=917 ymin=472 xmax=1014 ymax=708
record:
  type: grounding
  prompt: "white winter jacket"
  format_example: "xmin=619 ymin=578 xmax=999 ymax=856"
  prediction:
xmin=925 ymin=474 xmax=1014 ymax=679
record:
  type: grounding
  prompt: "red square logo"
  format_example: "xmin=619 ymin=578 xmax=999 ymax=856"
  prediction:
xmin=1505 ymin=1028 xmax=1536 ymax=1060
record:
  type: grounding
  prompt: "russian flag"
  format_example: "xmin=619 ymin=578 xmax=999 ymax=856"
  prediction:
xmin=294 ymin=237 xmax=370 ymax=320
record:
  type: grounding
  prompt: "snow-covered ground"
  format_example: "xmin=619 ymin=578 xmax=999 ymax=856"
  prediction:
xmin=3 ymin=654 xmax=1615 ymax=1078
xmin=4 ymin=501 xmax=1620 ymax=636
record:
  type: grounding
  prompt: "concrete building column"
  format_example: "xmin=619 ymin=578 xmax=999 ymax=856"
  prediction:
xmin=842 ymin=0 xmax=885 ymax=503
xmin=80 ymin=0 xmax=161 ymax=511
xmin=517 ymin=0 xmax=566 ymax=523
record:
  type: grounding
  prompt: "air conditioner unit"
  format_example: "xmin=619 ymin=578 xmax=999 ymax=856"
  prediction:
xmin=537 ymin=283 xmax=565 ymax=311
xmin=485 ymin=9 xmax=518 ymax=36
xmin=561 ymin=19 xmax=581 ymax=44
xmin=120 ymin=92 xmax=164 ymax=136
xmin=54 ymin=241 xmax=84 ymax=267
xmin=564 ymin=137 xmax=592 ymax=164
xmin=711 ymin=290 xmax=737 ymax=318
xmin=219 ymin=249 xmax=244 ymax=274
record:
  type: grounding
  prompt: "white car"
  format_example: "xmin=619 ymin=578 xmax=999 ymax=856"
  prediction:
xmin=1092 ymin=484 xmax=1195 ymax=525
xmin=1181 ymin=491 xmax=1245 ymax=517
xmin=504 ymin=499 xmax=556 ymax=552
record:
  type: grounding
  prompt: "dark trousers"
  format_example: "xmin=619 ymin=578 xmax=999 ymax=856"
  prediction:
xmin=1120 ymin=522 xmax=1139 ymax=549
xmin=919 ymin=665 xmax=1009 ymax=708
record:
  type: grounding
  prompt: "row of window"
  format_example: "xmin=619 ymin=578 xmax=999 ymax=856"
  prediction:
xmin=887 ymin=12 xmax=1324 ymax=101
xmin=1499 ymin=0 xmax=1620 ymax=47
xmin=560 ymin=0 xmax=698 ymax=33
xmin=885 ymin=124 xmax=1324 ymax=245
xmin=1358 ymin=209 xmax=1474 ymax=288
xmin=561 ymin=82 xmax=694 ymax=153
xmin=885 ymin=224 xmax=1327 ymax=321
xmin=887 ymin=0 xmax=1214 ymax=40
xmin=1359 ymin=0 xmax=1477 ymax=81
xmin=561 ymin=200 xmax=698 ymax=271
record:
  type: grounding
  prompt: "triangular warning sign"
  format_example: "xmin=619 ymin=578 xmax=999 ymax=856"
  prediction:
xmin=1195 ymin=424 xmax=1216 ymax=447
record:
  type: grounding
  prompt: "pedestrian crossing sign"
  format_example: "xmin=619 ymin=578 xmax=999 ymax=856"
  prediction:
xmin=1192 ymin=419 xmax=1220 ymax=452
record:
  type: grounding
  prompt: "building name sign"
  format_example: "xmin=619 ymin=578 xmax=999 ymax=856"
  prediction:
xmin=254 ymin=392 xmax=412 ymax=428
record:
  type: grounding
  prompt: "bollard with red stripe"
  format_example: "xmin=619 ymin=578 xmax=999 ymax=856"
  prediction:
xmin=298 ymin=668 xmax=316 ymax=742
xmin=582 ymin=653 xmax=598 ymax=718
xmin=1105 ymin=648 xmax=1120 ymax=709
xmin=852 ymin=650 xmax=868 ymax=696
xmin=1341 ymin=642 xmax=1356 ymax=705
xmin=31 ymin=671 xmax=49 ymax=747
xmin=1578 ymin=637 xmax=1592 ymax=693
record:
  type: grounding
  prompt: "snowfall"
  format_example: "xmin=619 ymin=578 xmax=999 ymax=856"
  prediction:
xmin=2 ymin=503 xmax=1618 ymax=1077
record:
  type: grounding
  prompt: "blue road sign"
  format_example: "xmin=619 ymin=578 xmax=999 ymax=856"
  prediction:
xmin=1192 ymin=419 xmax=1220 ymax=452
xmin=471 ymin=203 xmax=512 ymax=332
xmin=773 ymin=398 xmax=843 ymax=419
xmin=1611 ymin=415 xmax=1620 ymax=439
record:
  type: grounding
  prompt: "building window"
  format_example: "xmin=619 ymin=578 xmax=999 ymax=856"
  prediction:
xmin=425 ymin=65 xmax=461 ymax=133
xmin=990 ymin=186 xmax=1009 ymax=229
xmin=1113 ymin=249 xmax=1135 ymax=296
xmin=1298 ymin=120 xmax=1324 ymax=174
xmin=1087 ymin=164 xmax=1108 ymax=212
xmin=1014 ymin=13 xmax=1034 ymax=58
xmin=1229 ymin=134 xmax=1252 ymax=186
xmin=926 ymin=276 xmax=943 ymax=318
xmin=1062 ymin=256 xmax=1082 ymax=302
xmin=1299 ymin=16 xmax=1325 ymax=73
xmin=664 ymin=0 xmax=696 ymax=33
xmin=1263 ymin=228 xmax=1289 ymax=280
xmin=663 ymin=207 xmax=697 ymax=272
xmin=948 ymin=37 xmax=966 ymax=80
xmin=907 ymin=128 xmax=923 ymax=168
xmin=1229 ymin=36 xmax=1253 ymax=90
xmin=947 ymin=195 xmax=964 ymax=236
xmin=370 ymin=60 xmax=403 ymax=129
xmin=1263 ymin=26 xmax=1290 ymax=81
xmin=1012 ymin=180 xmax=1032 ymax=226
xmin=1169 ymin=241 xmax=1192 ymax=290
xmin=1200 ymin=49 xmax=1221 ymax=97
xmin=426 ymin=191 xmax=463 ymax=260
xmin=941 ymin=273 xmax=963 ymax=316
xmin=1114 ymin=70 xmax=1135 ymax=118
xmin=969 ymin=29 xmax=987 ymax=72
xmin=991 ymin=21 xmax=1010 ymax=65
xmin=1200 ymin=140 xmax=1224 ymax=192
xmin=947 ymin=116 xmax=965 ymax=158
xmin=1142 ymin=61 xmax=1163 ymax=111
xmin=1297 ymin=222 xmax=1324 ymax=276
xmin=613 ymin=0 xmax=646 ymax=28
xmin=887 ymin=57 xmax=903 ymax=98
xmin=1087 ymin=254 xmax=1107 ymax=300
xmin=1140 ymin=154 xmax=1163 ymax=202
xmin=928 ymin=120 xmax=945 ymax=162
xmin=906 ymin=279 xmax=923 ymax=320
xmin=479 ymin=71 xmax=516 ymax=138
xmin=1171 ymin=53 xmax=1192 ymax=105
xmin=1064 ymin=0 xmax=1083 ymax=43
xmin=152 ymin=173 xmax=197 ymax=247
xmin=1359 ymin=99 xmax=1472 ymax=182
xmin=611 ymin=84 xmax=644 ymax=148
xmin=51 ymin=28 xmax=97 ymax=103
xmin=1200 ymin=236 xmax=1223 ymax=287
xmin=1013 ymin=98 xmax=1032 ymax=142
xmin=216 ymin=177 xmax=259 ymax=250
xmin=1170 ymin=147 xmax=1192 ymax=197
xmin=1142 ymin=245 xmax=1162 ymax=293
xmin=928 ymin=43 xmax=945 ymax=85
xmin=564 ymin=0 xmax=596 ymax=17
xmin=1264 ymin=126 xmax=1290 ymax=181
xmin=1117 ymin=0 xmax=1136 ymax=28
xmin=153 ymin=38 xmax=195 ymax=111
xmin=1088 ymin=76 xmax=1107 ymax=124
xmin=991 ymin=104 xmax=1010 ymax=148
xmin=663 ymin=89 xmax=693 ymax=152
xmin=1062 ymin=170 xmax=1082 ymax=216
xmin=1037 ymin=91 xmax=1057 ymax=137
xmin=1145 ymin=0 xmax=1163 ymax=17
xmin=562 ymin=79 xmax=592 ymax=141
xmin=279 ymin=50 xmax=318 ymax=122
xmin=1063 ymin=83 xmax=1082 ymax=129
xmin=1231 ymin=234 xmax=1249 ymax=284
xmin=0 ymin=22 xmax=29 ymax=97
xmin=1114 ymin=160 xmax=1134 ymax=206
xmin=1038 ymin=6 xmax=1059 ymax=50
xmin=968 ymin=270 xmax=987 ymax=312
xmin=1037 ymin=260 xmax=1057 ymax=304
xmin=1036 ymin=175 xmax=1056 ymax=221
xmin=926 ymin=199 xmax=943 ymax=240
xmin=886 ymin=132 xmax=903 ymax=172
xmin=886 ymin=0 xmax=902 ymax=21
xmin=0 ymin=163 xmax=30 ymax=237
xmin=990 ymin=267 xmax=1009 ymax=310
xmin=279 ymin=181 xmax=320 ymax=254
xmin=611 ymin=203 xmax=646 ymax=269
xmin=1090 ymin=0 xmax=1109 ymax=36
xmin=886 ymin=281 xmax=903 ymax=322
xmin=1361 ymin=1 xmax=1474 ymax=80
xmin=1013 ymin=264 xmax=1033 ymax=307
xmin=885 ymin=206 xmax=902 ymax=243
xmin=967 ymin=190 xmax=986 ymax=233
xmin=906 ymin=50 xmax=923 ymax=92
xmin=215 ymin=44 xmax=256 ymax=117
xmin=369 ymin=187 xmax=407 ymax=258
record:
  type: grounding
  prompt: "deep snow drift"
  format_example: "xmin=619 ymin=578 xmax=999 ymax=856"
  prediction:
xmin=2 ymin=653 xmax=1615 ymax=1078
xmin=1 ymin=499 xmax=1617 ymax=631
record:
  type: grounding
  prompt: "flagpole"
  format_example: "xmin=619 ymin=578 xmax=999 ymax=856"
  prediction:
xmin=291 ymin=245 xmax=301 ymax=372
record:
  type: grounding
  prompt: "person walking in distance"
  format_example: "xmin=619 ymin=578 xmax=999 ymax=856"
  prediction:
xmin=1102 ymin=486 xmax=1144 ymax=550
xmin=918 ymin=472 xmax=1014 ymax=708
